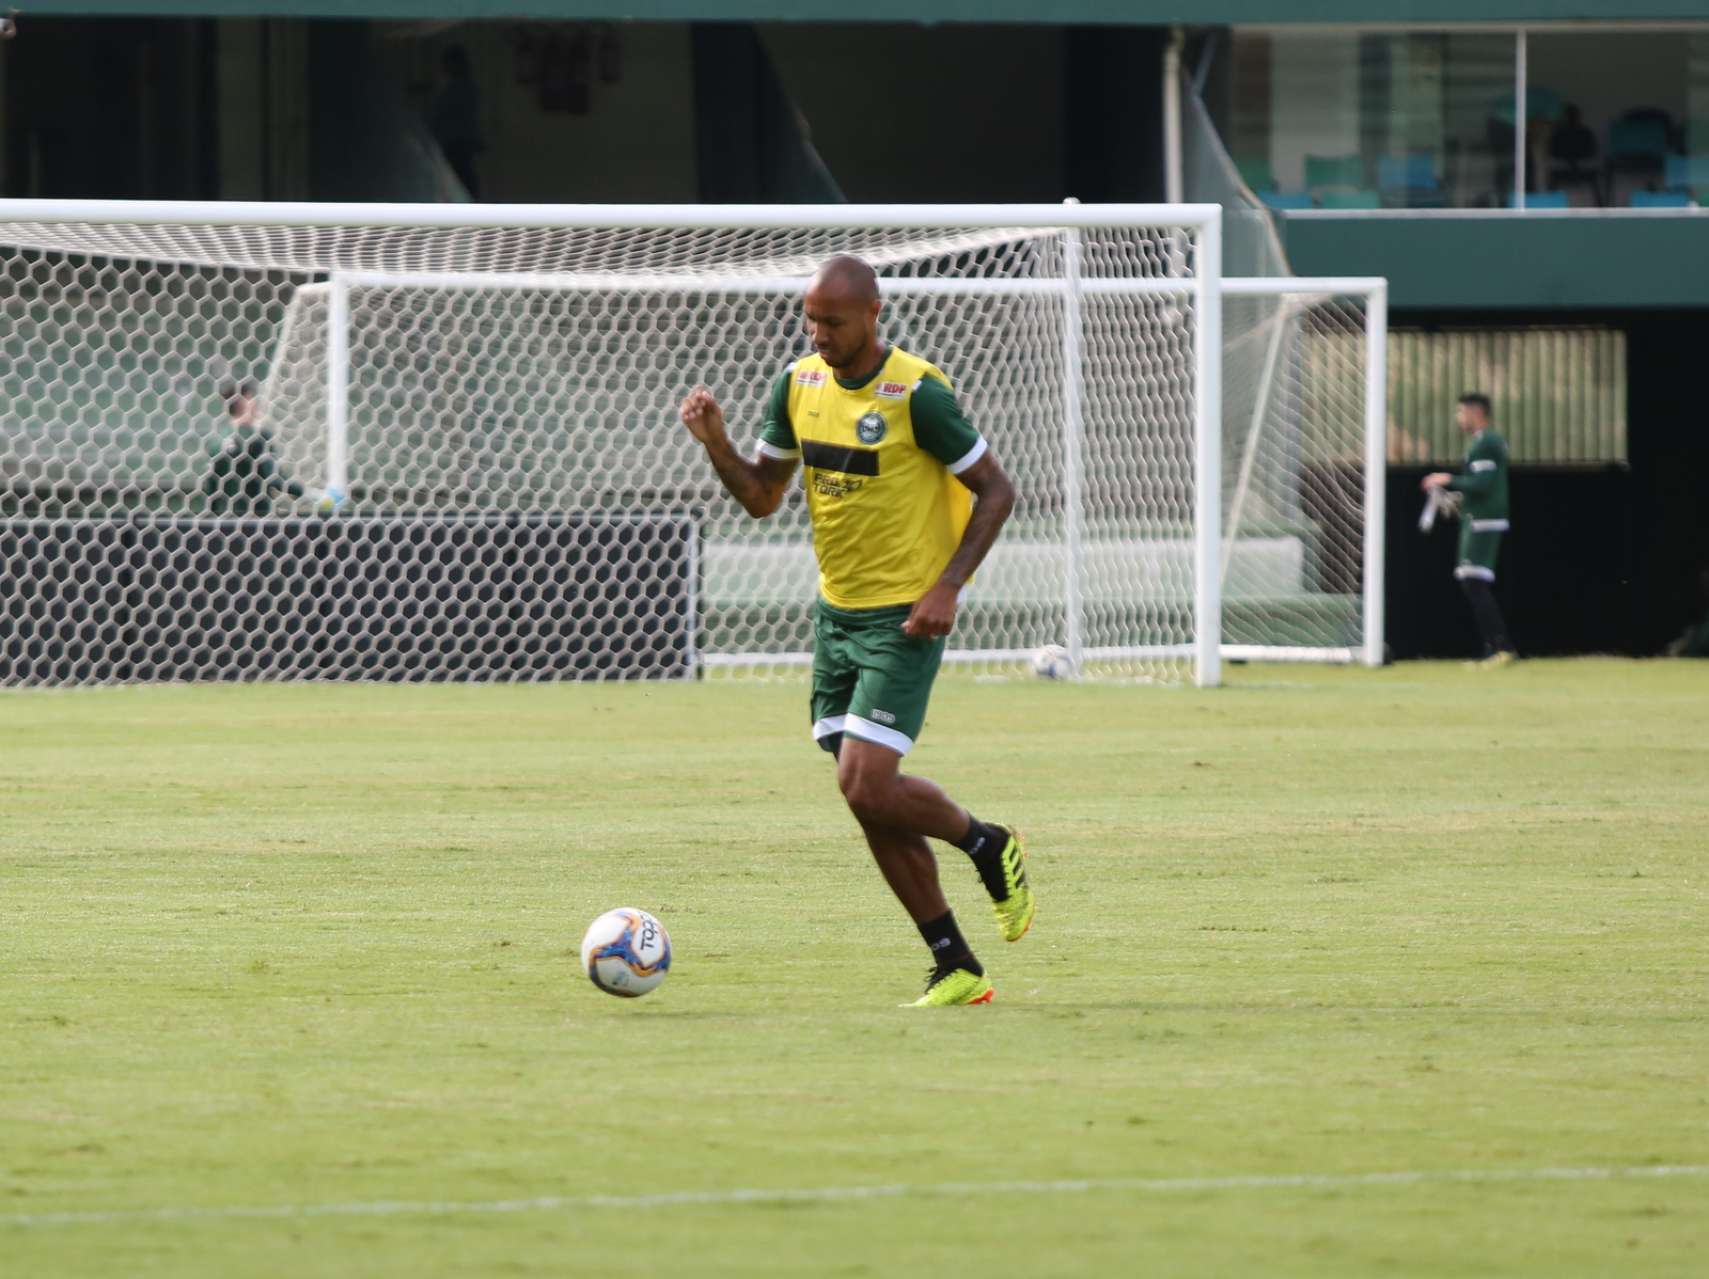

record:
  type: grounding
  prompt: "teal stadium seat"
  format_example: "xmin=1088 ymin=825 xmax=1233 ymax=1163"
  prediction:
xmin=1377 ymin=153 xmax=1444 ymax=206
xmin=1304 ymin=153 xmax=1364 ymax=191
xmin=1610 ymin=115 xmax=1671 ymax=161
xmin=1317 ymin=189 xmax=1381 ymax=210
xmin=1236 ymin=158 xmax=1277 ymax=194
xmin=1607 ymin=111 xmax=1675 ymax=200
xmin=1663 ymin=154 xmax=1709 ymax=193
xmin=1631 ymin=189 xmax=1692 ymax=207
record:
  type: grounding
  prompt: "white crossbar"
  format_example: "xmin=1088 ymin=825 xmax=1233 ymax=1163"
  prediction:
xmin=0 ymin=198 xmax=1221 ymax=232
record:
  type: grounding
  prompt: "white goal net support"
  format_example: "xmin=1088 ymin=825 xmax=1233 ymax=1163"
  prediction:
xmin=0 ymin=199 xmax=1382 ymax=689
xmin=1221 ymin=277 xmax=1386 ymax=665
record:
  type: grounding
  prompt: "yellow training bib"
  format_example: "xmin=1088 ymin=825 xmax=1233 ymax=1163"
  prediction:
xmin=784 ymin=348 xmax=974 ymax=610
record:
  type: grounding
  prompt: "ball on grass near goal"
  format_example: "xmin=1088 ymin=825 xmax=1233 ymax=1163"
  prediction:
xmin=1031 ymin=644 xmax=1075 ymax=681
xmin=580 ymin=908 xmax=672 ymax=998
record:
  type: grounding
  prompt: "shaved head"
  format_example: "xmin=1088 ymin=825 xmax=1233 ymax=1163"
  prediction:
xmin=803 ymin=255 xmax=884 ymax=374
xmin=808 ymin=254 xmax=880 ymax=306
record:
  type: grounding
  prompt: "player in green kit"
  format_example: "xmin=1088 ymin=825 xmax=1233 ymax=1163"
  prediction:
xmin=1423 ymin=392 xmax=1517 ymax=667
xmin=678 ymin=255 xmax=1034 ymax=1007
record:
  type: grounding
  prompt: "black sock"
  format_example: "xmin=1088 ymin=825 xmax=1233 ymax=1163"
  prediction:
xmin=918 ymin=910 xmax=982 ymax=976
xmin=952 ymin=816 xmax=999 ymax=856
xmin=1458 ymin=577 xmax=1513 ymax=656
xmin=954 ymin=817 xmax=1011 ymax=902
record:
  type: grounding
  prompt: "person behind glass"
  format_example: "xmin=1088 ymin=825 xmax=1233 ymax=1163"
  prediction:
xmin=1549 ymin=104 xmax=1600 ymax=203
xmin=1422 ymin=393 xmax=1517 ymax=667
xmin=203 ymin=381 xmax=306 ymax=517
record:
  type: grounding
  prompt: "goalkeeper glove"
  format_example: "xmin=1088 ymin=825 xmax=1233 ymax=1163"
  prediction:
xmin=1418 ymin=488 xmax=1461 ymax=533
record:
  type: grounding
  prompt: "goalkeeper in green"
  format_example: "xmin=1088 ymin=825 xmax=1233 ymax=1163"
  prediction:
xmin=204 ymin=381 xmax=344 ymax=516
xmin=1422 ymin=392 xmax=1516 ymax=665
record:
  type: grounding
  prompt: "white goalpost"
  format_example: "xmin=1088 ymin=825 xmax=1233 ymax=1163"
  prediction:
xmin=1220 ymin=276 xmax=1388 ymax=669
xmin=0 ymin=199 xmax=1383 ymax=689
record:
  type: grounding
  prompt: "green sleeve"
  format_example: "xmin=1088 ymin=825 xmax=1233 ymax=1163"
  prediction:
xmin=910 ymin=375 xmax=984 ymax=469
xmin=757 ymin=368 xmax=798 ymax=454
xmin=1446 ymin=434 xmax=1502 ymax=496
xmin=254 ymin=437 xmax=305 ymax=500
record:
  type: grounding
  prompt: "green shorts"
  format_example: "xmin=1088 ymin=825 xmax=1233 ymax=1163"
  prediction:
xmin=1455 ymin=522 xmax=1507 ymax=582
xmin=810 ymin=599 xmax=944 ymax=757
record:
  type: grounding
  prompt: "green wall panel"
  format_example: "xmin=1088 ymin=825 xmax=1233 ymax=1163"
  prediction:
xmin=18 ymin=1 xmax=1709 ymax=24
xmin=1281 ymin=213 xmax=1709 ymax=308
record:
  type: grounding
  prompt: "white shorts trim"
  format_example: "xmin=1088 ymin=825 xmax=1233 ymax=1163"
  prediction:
xmin=842 ymin=714 xmax=914 ymax=756
xmin=1470 ymin=519 xmax=1510 ymax=532
xmin=1469 ymin=459 xmax=1498 ymax=472
xmin=755 ymin=439 xmax=802 ymax=462
xmin=811 ymin=713 xmax=914 ymax=756
xmin=1454 ymin=565 xmax=1496 ymax=582
xmin=946 ymin=436 xmax=989 ymax=477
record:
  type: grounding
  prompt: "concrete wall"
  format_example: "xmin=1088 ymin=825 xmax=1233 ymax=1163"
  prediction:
xmin=1282 ymin=210 xmax=1709 ymax=307
xmin=757 ymin=23 xmax=1067 ymax=203
xmin=216 ymin=20 xmax=267 ymax=199
xmin=374 ymin=24 xmax=698 ymax=203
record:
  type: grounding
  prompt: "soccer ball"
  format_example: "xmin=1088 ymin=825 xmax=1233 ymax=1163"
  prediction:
xmin=1031 ymin=644 xmax=1075 ymax=680
xmin=579 ymin=908 xmax=672 ymax=998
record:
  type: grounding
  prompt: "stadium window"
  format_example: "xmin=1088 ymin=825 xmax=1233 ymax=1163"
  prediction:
xmin=1229 ymin=25 xmax=1709 ymax=211
xmin=1527 ymin=29 xmax=1709 ymax=208
xmin=1229 ymin=29 xmax=1515 ymax=210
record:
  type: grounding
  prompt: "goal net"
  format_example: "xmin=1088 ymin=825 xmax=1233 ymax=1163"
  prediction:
xmin=0 ymin=200 xmax=1374 ymax=689
xmin=1221 ymin=280 xmax=1384 ymax=664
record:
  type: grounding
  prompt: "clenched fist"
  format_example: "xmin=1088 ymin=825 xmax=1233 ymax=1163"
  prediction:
xmin=680 ymin=386 xmax=728 ymax=447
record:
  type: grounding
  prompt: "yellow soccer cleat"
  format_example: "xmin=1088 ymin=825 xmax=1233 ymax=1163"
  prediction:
xmin=989 ymin=827 xmax=1036 ymax=943
xmin=1466 ymin=650 xmax=1518 ymax=670
xmin=905 ymin=967 xmax=994 ymax=1007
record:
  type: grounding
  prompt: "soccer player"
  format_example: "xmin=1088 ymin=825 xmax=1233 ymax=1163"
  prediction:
xmin=1422 ymin=392 xmax=1516 ymax=666
xmin=678 ymin=255 xmax=1034 ymax=1007
xmin=204 ymin=381 xmax=344 ymax=516
xmin=204 ymin=381 xmax=307 ymax=517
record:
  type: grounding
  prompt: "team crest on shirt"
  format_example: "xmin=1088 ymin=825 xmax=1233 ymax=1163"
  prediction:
xmin=856 ymin=412 xmax=887 ymax=444
xmin=875 ymin=381 xmax=908 ymax=399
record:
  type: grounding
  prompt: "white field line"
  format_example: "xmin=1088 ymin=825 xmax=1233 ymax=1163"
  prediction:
xmin=3 ymin=1165 xmax=1705 ymax=1229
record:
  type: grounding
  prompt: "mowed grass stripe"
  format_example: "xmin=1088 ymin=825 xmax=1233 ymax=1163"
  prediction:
xmin=5 ymin=1163 xmax=1708 ymax=1228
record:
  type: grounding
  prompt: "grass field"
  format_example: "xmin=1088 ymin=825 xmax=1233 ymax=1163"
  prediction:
xmin=3 ymin=660 xmax=1706 ymax=1276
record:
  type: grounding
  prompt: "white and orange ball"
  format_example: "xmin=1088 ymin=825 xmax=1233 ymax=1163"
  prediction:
xmin=579 ymin=908 xmax=672 ymax=998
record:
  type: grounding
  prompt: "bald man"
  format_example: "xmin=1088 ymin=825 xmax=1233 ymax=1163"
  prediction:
xmin=679 ymin=254 xmax=1032 ymax=1007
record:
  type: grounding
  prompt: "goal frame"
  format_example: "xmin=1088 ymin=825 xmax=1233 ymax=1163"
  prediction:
xmin=115 ymin=198 xmax=1223 ymax=685
xmin=0 ymin=199 xmax=1386 ymax=685
xmin=1221 ymin=276 xmax=1388 ymax=670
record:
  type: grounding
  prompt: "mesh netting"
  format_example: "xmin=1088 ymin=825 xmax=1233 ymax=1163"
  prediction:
xmin=1183 ymin=68 xmax=1375 ymax=660
xmin=1221 ymin=291 xmax=1370 ymax=658
xmin=0 ymin=210 xmax=1222 ymax=686
xmin=1180 ymin=75 xmax=1291 ymax=281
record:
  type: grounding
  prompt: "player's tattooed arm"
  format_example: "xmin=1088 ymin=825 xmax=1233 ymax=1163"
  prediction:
xmin=903 ymin=451 xmax=1016 ymax=639
xmin=679 ymin=386 xmax=798 ymax=518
